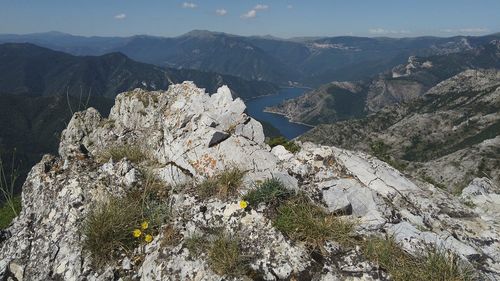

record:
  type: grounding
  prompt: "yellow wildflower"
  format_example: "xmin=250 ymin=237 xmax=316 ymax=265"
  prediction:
xmin=132 ymin=229 xmax=142 ymax=238
xmin=141 ymin=221 xmax=149 ymax=230
xmin=145 ymin=234 xmax=153 ymax=243
xmin=239 ymin=200 xmax=248 ymax=209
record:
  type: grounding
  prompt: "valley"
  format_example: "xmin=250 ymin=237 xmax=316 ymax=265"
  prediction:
xmin=245 ymin=87 xmax=312 ymax=139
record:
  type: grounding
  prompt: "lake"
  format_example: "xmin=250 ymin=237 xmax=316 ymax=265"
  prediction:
xmin=245 ymin=87 xmax=312 ymax=139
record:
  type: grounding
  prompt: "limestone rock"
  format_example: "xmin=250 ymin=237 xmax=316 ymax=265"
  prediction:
xmin=1 ymin=83 xmax=499 ymax=280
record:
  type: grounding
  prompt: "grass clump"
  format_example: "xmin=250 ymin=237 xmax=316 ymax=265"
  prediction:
xmin=208 ymin=233 xmax=248 ymax=277
xmin=363 ymin=236 xmax=475 ymax=281
xmin=266 ymin=136 xmax=301 ymax=153
xmin=185 ymin=234 xmax=209 ymax=258
xmin=83 ymin=183 xmax=170 ymax=268
xmin=184 ymin=231 xmax=249 ymax=277
xmin=96 ymin=144 xmax=147 ymax=164
xmin=243 ymin=178 xmax=293 ymax=207
xmin=0 ymin=195 xmax=21 ymax=230
xmin=82 ymin=195 xmax=143 ymax=268
xmin=273 ymin=195 xmax=354 ymax=248
xmin=197 ymin=168 xmax=245 ymax=199
xmin=0 ymin=153 xmax=20 ymax=229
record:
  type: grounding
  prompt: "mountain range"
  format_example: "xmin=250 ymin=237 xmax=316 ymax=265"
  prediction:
xmin=268 ymin=40 xmax=500 ymax=125
xmin=0 ymin=43 xmax=278 ymax=100
xmin=0 ymin=42 xmax=278 ymax=188
xmin=300 ymin=68 xmax=500 ymax=191
xmin=3 ymin=30 xmax=500 ymax=86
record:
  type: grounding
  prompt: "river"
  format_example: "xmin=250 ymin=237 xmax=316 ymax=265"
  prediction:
xmin=245 ymin=87 xmax=312 ymax=139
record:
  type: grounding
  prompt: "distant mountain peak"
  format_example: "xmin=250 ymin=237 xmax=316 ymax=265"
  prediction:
xmin=180 ymin=30 xmax=225 ymax=38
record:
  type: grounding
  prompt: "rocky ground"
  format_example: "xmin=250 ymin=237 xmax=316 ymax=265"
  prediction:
xmin=0 ymin=83 xmax=499 ymax=280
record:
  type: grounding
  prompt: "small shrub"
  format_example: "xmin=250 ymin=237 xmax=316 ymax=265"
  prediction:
xmin=273 ymin=195 xmax=354 ymax=248
xmin=208 ymin=233 xmax=247 ymax=277
xmin=363 ymin=236 xmax=475 ymax=281
xmin=243 ymin=178 xmax=293 ymax=207
xmin=266 ymin=136 xmax=301 ymax=153
xmin=197 ymin=168 xmax=245 ymax=199
xmin=96 ymin=144 xmax=146 ymax=164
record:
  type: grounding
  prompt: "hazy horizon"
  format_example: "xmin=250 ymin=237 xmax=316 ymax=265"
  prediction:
xmin=1 ymin=29 xmax=500 ymax=40
xmin=1 ymin=0 xmax=499 ymax=38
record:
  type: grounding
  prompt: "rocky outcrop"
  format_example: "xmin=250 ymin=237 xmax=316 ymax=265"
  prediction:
xmin=1 ymin=82 xmax=499 ymax=280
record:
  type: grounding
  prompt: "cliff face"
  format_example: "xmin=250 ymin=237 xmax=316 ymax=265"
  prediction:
xmin=1 ymin=83 xmax=499 ymax=280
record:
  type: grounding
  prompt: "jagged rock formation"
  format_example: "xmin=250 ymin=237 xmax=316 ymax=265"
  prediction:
xmin=1 ymin=82 xmax=499 ymax=280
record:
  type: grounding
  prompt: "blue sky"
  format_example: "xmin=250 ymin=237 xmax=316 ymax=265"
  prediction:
xmin=0 ymin=0 xmax=499 ymax=38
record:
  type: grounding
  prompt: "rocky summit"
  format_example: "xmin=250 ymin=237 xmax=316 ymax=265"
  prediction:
xmin=1 ymin=82 xmax=499 ymax=280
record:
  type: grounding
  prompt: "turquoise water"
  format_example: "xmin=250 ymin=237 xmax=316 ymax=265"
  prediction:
xmin=245 ymin=87 xmax=312 ymax=139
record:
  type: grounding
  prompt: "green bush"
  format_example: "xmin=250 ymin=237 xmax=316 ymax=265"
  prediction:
xmin=197 ymin=168 xmax=245 ymax=199
xmin=243 ymin=178 xmax=293 ymax=207
xmin=266 ymin=136 xmax=301 ymax=153
xmin=363 ymin=236 xmax=475 ymax=281
xmin=273 ymin=195 xmax=354 ymax=248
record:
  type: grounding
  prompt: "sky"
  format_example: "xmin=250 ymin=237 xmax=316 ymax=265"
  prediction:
xmin=0 ymin=0 xmax=499 ymax=38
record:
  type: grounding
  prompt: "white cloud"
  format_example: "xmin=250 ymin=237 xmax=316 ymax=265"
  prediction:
xmin=114 ymin=13 xmax=126 ymax=20
xmin=241 ymin=9 xmax=257 ymax=19
xmin=182 ymin=2 xmax=197 ymax=9
xmin=441 ymin=28 xmax=489 ymax=34
xmin=215 ymin=9 xmax=227 ymax=16
xmin=287 ymin=5 xmax=293 ymax=9
xmin=241 ymin=4 xmax=269 ymax=19
xmin=254 ymin=4 xmax=269 ymax=10
xmin=369 ymin=28 xmax=411 ymax=35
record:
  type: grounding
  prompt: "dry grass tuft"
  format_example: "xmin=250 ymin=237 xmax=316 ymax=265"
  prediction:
xmin=96 ymin=144 xmax=147 ymax=164
xmin=197 ymin=168 xmax=245 ymax=199
xmin=363 ymin=236 xmax=476 ymax=281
